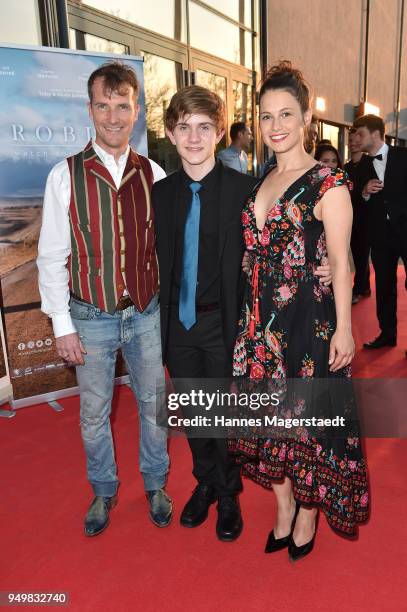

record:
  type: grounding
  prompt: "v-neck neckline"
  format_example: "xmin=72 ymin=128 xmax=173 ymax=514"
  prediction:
xmin=252 ymin=163 xmax=320 ymax=232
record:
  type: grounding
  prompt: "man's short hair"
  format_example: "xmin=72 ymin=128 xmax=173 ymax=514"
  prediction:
xmin=165 ymin=85 xmax=226 ymax=134
xmin=230 ymin=121 xmax=247 ymax=141
xmin=87 ymin=61 xmax=139 ymax=102
xmin=353 ymin=114 xmax=385 ymax=139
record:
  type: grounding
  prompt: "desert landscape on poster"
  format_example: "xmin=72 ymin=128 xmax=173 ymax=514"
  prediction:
xmin=0 ymin=45 xmax=146 ymax=401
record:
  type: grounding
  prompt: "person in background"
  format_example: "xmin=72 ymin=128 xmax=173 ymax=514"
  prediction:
xmin=315 ymin=143 xmax=342 ymax=169
xmin=354 ymin=114 xmax=407 ymax=351
xmin=217 ymin=121 xmax=252 ymax=174
xmin=345 ymin=128 xmax=371 ymax=304
xmin=37 ymin=61 xmax=172 ymax=537
xmin=305 ymin=114 xmax=319 ymax=155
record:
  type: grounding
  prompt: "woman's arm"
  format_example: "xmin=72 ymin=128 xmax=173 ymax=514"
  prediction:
xmin=319 ymin=185 xmax=355 ymax=372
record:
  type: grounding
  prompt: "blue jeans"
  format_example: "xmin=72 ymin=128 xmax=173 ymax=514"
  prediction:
xmin=70 ymin=294 xmax=168 ymax=496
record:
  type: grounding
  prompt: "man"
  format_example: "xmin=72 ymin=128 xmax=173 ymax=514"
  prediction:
xmin=354 ymin=114 xmax=407 ymax=350
xmin=217 ymin=121 xmax=252 ymax=173
xmin=37 ymin=62 xmax=172 ymax=536
xmin=152 ymin=86 xmax=332 ymax=542
xmin=344 ymin=128 xmax=371 ymax=304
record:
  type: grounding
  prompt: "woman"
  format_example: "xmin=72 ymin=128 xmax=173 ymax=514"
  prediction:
xmin=315 ymin=142 xmax=343 ymax=169
xmin=231 ymin=61 xmax=369 ymax=561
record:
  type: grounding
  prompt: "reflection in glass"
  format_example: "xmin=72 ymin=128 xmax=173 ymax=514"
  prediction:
xmin=196 ymin=69 xmax=227 ymax=151
xmin=233 ymin=81 xmax=252 ymax=123
xmin=142 ymin=52 xmax=183 ymax=173
xmin=81 ymin=0 xmax=184 ymax=41
xmin=84 ymin=33 xmax=128 ymax=55
xmin=190 ymin=2 xmax=240 ymax=64
xmin=321 ymin=123 xmax=339 ymax=150
xmin=69 ymin=29 xmax=128 ymax=55
xmin=233 ymin=80 xmax=253 ymax=170
xmin=196 ymin=70 xmax=227 ymax=101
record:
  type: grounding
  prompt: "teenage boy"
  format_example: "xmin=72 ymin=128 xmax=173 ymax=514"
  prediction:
xmin=152 ymin=86 xmax=332 ymax=541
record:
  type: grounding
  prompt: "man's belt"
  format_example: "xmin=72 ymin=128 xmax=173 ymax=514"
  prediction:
xmin=70 ymin=293 xmax=134 ymax=311
xmin=115 ymin=294 xmax=134 ymax=311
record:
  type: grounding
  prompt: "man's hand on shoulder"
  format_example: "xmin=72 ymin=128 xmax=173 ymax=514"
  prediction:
xmin=56 ymin=332 xmax=86 ymax=366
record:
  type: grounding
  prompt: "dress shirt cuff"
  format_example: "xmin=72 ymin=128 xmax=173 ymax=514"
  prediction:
xmin=51 ymin=313 xmax=77 ymax=338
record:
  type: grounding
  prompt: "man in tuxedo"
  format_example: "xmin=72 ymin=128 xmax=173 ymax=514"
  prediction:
xmin=344 ymin=128 xmax=371 ymax=304
xmin=353 ymin=114 xmax=407 ymax=349
xmin=152 ymin=86 xmax=333 ymax=541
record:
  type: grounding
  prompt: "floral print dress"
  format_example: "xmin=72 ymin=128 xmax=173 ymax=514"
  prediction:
xmin=230 ymin=163 xmax=369 ymax=536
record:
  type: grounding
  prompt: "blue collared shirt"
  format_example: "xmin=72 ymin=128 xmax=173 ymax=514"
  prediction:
xmin=217 ymin=144 xmax=249 ymax=174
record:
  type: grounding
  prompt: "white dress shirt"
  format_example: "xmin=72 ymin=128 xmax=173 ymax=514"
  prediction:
xmin=37 ymin=141 xmax=166 ymax=338
xmin=371 ymin=142 xmax=389 ymax=182
xmin=363 ymin=142 xmax=389 ymax=201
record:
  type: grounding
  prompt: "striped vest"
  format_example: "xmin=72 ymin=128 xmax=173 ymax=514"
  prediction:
xmin=67 ymin=141 xmax=158 ymax=313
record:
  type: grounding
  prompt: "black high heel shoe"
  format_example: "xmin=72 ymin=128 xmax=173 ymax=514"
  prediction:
xmin=288 ymin=511 xmax=318 ymax=562
xmin=265 ymin=502 xmax=300 ymax=553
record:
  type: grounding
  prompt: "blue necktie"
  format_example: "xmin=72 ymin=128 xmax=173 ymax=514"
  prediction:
xmin=179 ymin=181 xmax=202 ymax=330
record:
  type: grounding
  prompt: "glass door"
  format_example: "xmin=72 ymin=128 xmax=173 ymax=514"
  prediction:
xmin=191 ymin=57 xmax=229 ymax=152
xmin=191 ymin=54 xmax=253 ymax=159
xmin=140 ymin=51 xmax=184 ymax=173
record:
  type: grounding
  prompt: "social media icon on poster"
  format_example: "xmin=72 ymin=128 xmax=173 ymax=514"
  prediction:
xmin=18 ymin=343 xmax=26 ymax=351
xmin=45 ymin=338 xmax=52 ymax=346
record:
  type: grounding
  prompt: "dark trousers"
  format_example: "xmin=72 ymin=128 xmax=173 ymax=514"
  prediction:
xmin=165 ymin=307 xmax=242 ymax=497
xmin=351 ymin=214 xmax=370 ymax=295
xmin=370 ymin=223 xmax=407 ymax=339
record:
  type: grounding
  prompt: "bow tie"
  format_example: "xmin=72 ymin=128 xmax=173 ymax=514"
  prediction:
xmin=373 ymin=154 xmax=383 ymax=160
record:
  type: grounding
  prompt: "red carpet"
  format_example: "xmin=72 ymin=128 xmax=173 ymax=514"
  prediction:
xmin=1 ymin=267 xmax=406 ymax=611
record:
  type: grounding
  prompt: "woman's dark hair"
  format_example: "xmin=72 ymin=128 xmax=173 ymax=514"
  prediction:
xmin=259 ymin=60 xmax=311 ymax=114
xmin=315 ymin=144 xmax=342 ymax=168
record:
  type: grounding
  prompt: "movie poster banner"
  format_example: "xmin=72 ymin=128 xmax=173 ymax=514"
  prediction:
xmin=0 ymin=44 xmax=147 ymax=404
